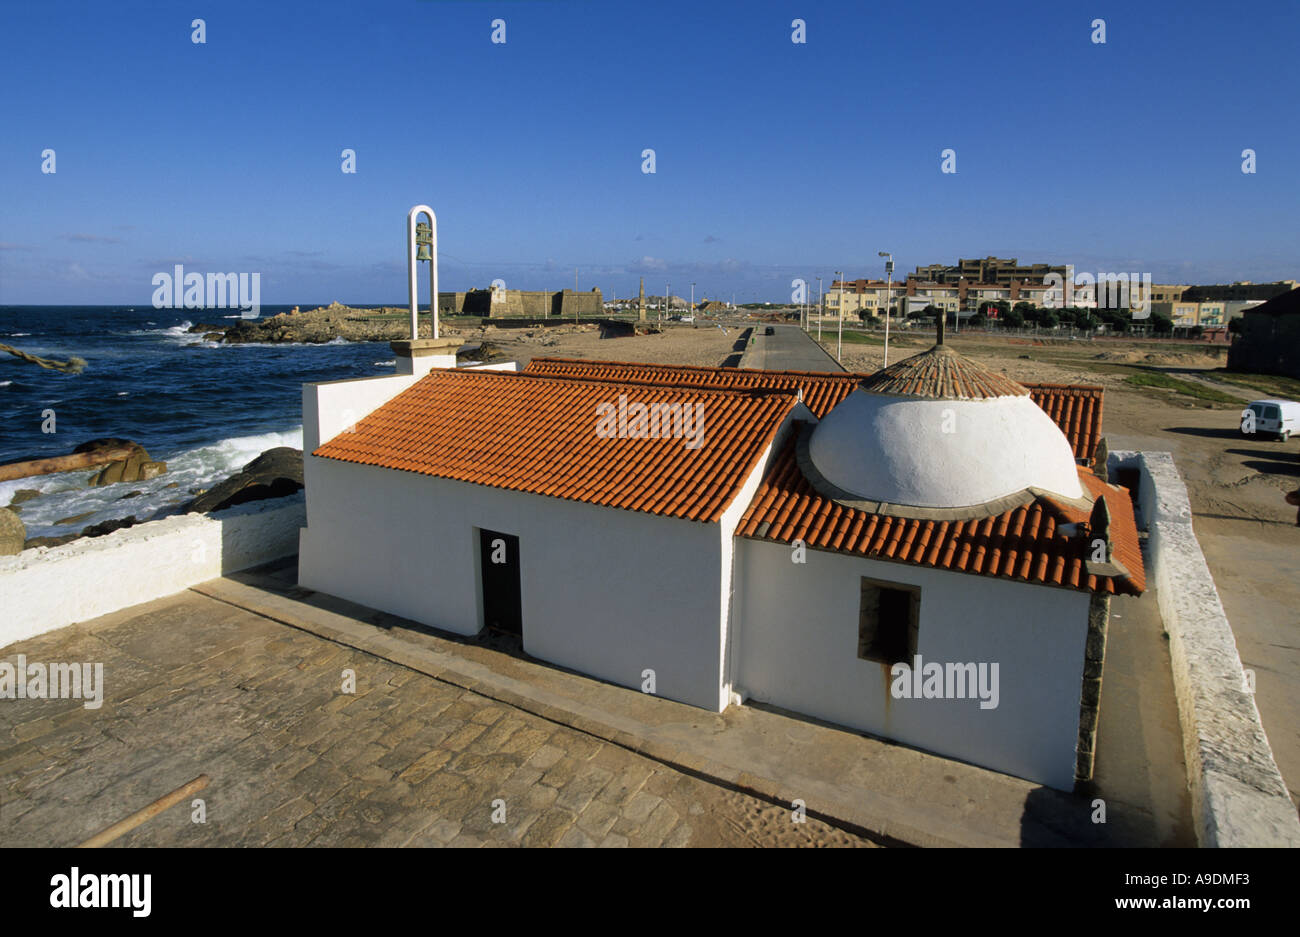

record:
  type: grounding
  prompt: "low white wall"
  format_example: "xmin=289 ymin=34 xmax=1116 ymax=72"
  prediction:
xmin=302 ymin=362 xmax=519 ymax=455
xmin=734 ymin=538 xmax=1092 ymax=790
xmin=0 ymin=496 xmax=305 ymax=650
xmin=1109 ymin=450 xmax=1300 ymax=847
xmin=299 ymin=460 xmax=730 ymax=710
xmin=303 ymin=373 xmax=422 ymax=455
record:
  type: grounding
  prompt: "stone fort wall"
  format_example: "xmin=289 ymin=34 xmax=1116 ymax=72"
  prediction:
xmin=437 ymin=289 xmax=604 ymax=319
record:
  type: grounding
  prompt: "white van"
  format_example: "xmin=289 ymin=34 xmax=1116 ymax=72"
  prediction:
xmin=1241 ymin=399 xmax=1300 ymax=440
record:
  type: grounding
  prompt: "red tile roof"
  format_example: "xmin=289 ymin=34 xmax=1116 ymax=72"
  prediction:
xmin=1022 ymin=383 xmax=1104 ymax=463
xmin=312 ymin=368 xmax=797 ymax=523
xmin=526 ymin=358 xmax=1106 ymax=459
xmin=523 ymin=358 xmax=866 ymax=418
xmin=737 ymin=428 xmax=1144 ymax=596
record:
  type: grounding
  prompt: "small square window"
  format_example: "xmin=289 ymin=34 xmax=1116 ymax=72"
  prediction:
xmin=858 ymin=578 xmax=920 ymax=665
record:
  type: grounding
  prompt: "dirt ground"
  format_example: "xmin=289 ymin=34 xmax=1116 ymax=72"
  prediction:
xmin=466 ymin=322 xmax=1299 ymax=812
xmin=449 ymin=320 xmax=744 ymax=370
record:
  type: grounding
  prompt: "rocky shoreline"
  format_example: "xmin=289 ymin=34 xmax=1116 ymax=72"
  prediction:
xmin=187 ymin=301 xmax=623 ymax=347
xmin=1 ymin=442 xmax=304 ymax=555
xmin=189 ymin=302 xmax=445 ymax=345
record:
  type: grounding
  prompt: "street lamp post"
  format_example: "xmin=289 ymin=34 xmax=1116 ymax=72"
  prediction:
xmin=816 ymin=276 xmax=822 ymax=337
xmin=878 ymin=252 xmax=893 ymax=367
xmin=691 ymin=282 xmax=695 ymax=317
xmin=835 ymin=270 xmax=844 ymax=361
xmin=817 ymin=277 xmax=824 ymax=341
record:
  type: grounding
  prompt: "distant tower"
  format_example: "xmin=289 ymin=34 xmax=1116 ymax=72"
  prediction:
xmin=638 ymin=277 xmax=646 ymax=322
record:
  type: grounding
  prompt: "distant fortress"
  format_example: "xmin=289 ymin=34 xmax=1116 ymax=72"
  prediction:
xmin=437 ymin=287 xmax=604 ymax=319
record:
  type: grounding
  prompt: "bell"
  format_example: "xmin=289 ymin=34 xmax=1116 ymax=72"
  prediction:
xmin=414 ymin=220 xmax=433 ymax=262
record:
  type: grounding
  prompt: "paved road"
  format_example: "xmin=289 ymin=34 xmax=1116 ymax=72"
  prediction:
xmin=0 ymin=590 xmax=876 ymax=848
xmin=741 ymin=325 xmax=845 ymax=372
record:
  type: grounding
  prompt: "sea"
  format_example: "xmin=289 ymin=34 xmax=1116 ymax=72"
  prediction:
xmin=0 ymin=305 xmax=401 ymax=540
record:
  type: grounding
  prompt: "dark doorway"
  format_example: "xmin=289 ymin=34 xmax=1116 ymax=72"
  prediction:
xmin=479 ymin=529 xmax=522 ymax=635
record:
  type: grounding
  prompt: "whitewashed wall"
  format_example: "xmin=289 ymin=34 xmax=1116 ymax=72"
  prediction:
xmin=299 ymin=460 xmax=731 ymax=710
xmin=300 ymin=372 xmax=802 ymax=713
xmin=0 ymin=496 xmax=305 ymax=649
xmin=733 ymin=538 xmax=1091 ymax=789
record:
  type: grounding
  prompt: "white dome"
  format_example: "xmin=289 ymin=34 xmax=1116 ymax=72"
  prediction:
xmin=807 ymin=389 xmax=1084 ymax=511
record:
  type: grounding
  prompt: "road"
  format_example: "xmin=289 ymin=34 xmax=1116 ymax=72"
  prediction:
xmin=740 ymin=324 xmax=845 ymax=372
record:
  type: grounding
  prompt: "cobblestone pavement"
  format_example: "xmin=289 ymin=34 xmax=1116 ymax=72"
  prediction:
xmin=0 ymin=591 xmax=878 ymax=847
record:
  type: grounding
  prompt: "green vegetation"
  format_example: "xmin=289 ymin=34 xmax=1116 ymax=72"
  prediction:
xmin=1123 ymin=372 xmax=1244 ymax=404
xmin=1209 ymin=370 xmax=1300 ymax=401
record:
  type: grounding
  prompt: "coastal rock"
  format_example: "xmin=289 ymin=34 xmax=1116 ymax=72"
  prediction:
xmin=0 ymin=507 xmax=25 ymax=555
xmin=186 ymin=447 xmax=303 ymax=513
xmin=199 ymin=303 xmax=460 ymax=346
xmin=55 ymin=510 xmax=96 ymax=526
xmin=84 ymin=440 xmax=167 ymax=487
xmin=80 ymin=515 xmax=138 ymax=538
xmin=21 ymin=514 xmax=140 ymax=552
xmin=74 ymin=437 xmax=136 ymax=458
xmin=23 ymin=534 xmax=78 ymax=550
xmin=8 ymin=488 xmax=41 ymax=507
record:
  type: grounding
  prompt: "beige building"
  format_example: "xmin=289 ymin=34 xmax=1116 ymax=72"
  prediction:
xmin=1195 ymin=302 xmax=1225 ymax=327
xmin=827 ymin=279 xmax=906 ymax=318
xmin=906 ymin=282 xmax=960 ymax=314
xmin=1151 ymin=301 xmax=1201 ymax=326
xmin=1147 ymin=284 xmax=1190 ymax=304
xmin=962 ymin=283 xmax=1014 ymax=313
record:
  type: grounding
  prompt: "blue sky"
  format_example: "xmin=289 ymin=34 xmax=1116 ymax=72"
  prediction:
xmin=1 ymin=0 xmax=1297 ymax=305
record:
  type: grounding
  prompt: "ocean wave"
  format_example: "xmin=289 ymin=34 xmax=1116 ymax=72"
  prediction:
xmin=373 ymin=359 xmax=396 ymax=367
xmin=6 ymin=332 xmax=33 ymax=337
xmin=1 ymin=424 xmax=305 ymax=541
xmin=127 ymin=321 xmax=195 ymax=339
xmin=0 ymin=381 xmax=12 ymax=387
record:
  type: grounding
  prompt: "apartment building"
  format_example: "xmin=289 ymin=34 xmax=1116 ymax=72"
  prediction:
xmin=912 ymin=256 xmax=1073 ymax=287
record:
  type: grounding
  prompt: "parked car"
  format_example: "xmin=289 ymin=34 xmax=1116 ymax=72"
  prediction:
xmin=1241 ymin=399 xmax=1300 ymax=440
xmin=764 ymin=326 xmax=775 ymax=336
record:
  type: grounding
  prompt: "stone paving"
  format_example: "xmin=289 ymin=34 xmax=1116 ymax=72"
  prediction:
xmin=0 ymin=591 xmax=877 ymax=848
